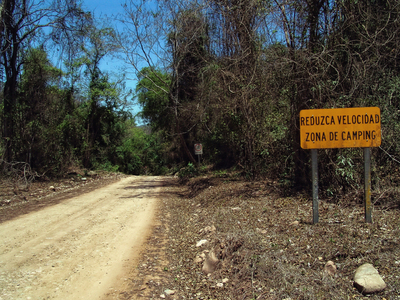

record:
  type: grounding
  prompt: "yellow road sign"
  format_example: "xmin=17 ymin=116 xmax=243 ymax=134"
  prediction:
xmin=300 ymin=107 xmax=381 ymax=149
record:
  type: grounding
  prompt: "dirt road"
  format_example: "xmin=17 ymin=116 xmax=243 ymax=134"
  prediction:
xmin=0 ymin=176 xmax=165 ymax=300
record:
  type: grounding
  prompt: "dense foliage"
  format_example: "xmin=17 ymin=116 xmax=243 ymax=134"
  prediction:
xmin=0 ymin=0 xmax=169 ymax=179
xmin=1 ymin=0 xmax=399 ymax=200
xmin=132 ymin=0 xmax=400 ymax=198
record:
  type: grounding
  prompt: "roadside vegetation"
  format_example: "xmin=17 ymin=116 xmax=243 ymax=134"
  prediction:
xmin=1 ymin=0 xmax=399 ymax=205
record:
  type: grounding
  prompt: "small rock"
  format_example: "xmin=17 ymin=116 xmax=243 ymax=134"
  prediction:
xmin=222 ymin=278 xmax=229 ymax=283
xmin=324 ymin=260 xmax=337 ymax=276
xmin=216 ymin=282 xmax=224 ymax=288
xmin=200 ymin=225 xmax=216 ymax=234
xmin=196 ymin=239 xmax=208 ymax=247
xmin=160 ymin=294 xmax=165 ymax=299
xmin=290 ymin=220 xmax=300 ymax=226
xmin=202 ymin=251 xmax=219 ymax=274
xmin=164 ymin=289 xmax=175 ymax=295
xmin=194 ymin=256 xmax=203 ymax=264
xmin=256 ymin=228 xmax=268 ymax=234
xmin=49 ymin=186 xmax=55 ymax=191
xmin=231 ymin=207 xmax=241 ymax=211
xmin=81 ymin=177 xmax=87 ymax=181
xmin=353 ymin=263 xmax=386 ymax=294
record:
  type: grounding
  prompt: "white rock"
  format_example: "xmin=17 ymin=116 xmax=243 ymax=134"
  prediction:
xmin=201 ymin=225 xmax=216 ymax=234
xmin=222 ymin=278 xmax=229 ymax=283
xmin=216 ymin=282 xmax=224 ymax=288
xmin=160 ymin=294 xmax=165 ymax=299
xmin=196 ymin=239 xmax=208 ymax=247
xmin=353 ymin=263 xmax=386 ymax=294
xmin=164 ymin=289 xmax=175 ymax=295
xmin=256 ymin=228 xmax=268 ymax=234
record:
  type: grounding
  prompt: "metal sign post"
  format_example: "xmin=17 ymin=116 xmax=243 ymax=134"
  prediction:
xmin=311 ymin=149 xmax=319 ymax=224
xmin=300 ymin=107 xmax=381 ymax=224
xmin=194 ymin=143 xmax=203 ymax=165
xmin=364 ymin=148 xmax=372 ymax=223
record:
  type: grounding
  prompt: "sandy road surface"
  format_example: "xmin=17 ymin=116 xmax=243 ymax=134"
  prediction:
xmin=0 ymin=176 xmax=165 ymax=300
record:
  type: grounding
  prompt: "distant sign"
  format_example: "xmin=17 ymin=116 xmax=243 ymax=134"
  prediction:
xmin=300 ymin=107 xmax=381 ymax=149
xmin=194 ymin=143 xmax=203 ymax=155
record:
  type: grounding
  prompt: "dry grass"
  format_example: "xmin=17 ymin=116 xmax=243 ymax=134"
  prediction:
xmin=164 ymin=174 xmax=400 ymax=299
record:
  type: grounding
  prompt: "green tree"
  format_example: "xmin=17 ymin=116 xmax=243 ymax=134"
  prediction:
xmin=79 ymin=25 xmax=128 ymax=168
xmin=0 ymin=0 xmax=89 ymax=162
xmin=116 ymin=122 xmax=168 ymax=175
xmin=16 ymin=48 xmax=69 ymax=174
xmin=136 ymin=67 xmax=171 ymax=131
xmin=120 ymin=2 xmax=211 ymax=164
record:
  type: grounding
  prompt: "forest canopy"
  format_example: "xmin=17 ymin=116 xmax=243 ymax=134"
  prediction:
xmin=1 ymin=0 xmax=399 ymax=197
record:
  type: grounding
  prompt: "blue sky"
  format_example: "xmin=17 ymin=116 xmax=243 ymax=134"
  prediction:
xmin=82 ymin=0 xmax=129 ymax=75
xmin=83 ymin=0 xmax=125 ymax=19
xmin=82 ymin=0 xmax=144 ymax=122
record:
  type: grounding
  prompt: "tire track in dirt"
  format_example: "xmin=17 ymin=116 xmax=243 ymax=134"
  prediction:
xmin=0 ymin=176 xmax=166 ymax=300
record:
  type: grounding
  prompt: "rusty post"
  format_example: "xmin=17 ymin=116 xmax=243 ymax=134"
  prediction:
xmin=364 ymin=147 xmax=372 ymax=223
xmin=311 ymin=149 xmax=319 ymax=224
